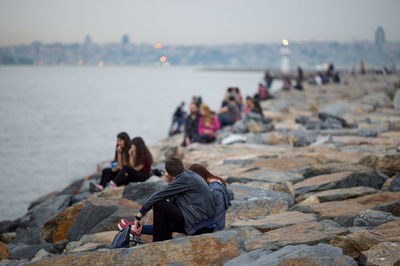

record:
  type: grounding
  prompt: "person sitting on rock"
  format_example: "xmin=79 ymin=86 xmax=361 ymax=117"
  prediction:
xmin=197 ymin=104 xmax=220 ymax=143
xmin=189 ymin=164 xmax=232 ymax=231
xmin=243 ymin=96 xmax=264 ymax=118
xmin=91 ymin=132 xmax=131 ymax=191
xmin=181 ymin=103 xmax=200 ymax=147
xmin=217 ymin=94 xmax=241 ymax=128
xmin=111 ymin=137 xmax=153 ymax=186
xmin=128 ymin=158 xmax=216 ymax=242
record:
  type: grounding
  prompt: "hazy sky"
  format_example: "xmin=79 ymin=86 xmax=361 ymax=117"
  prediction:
xmin=1 ymin=0 xmax=399 ymax=46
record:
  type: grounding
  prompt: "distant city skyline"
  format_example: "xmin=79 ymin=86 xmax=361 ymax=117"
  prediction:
xmin=1 ymin=0 xmax=400 ymax=46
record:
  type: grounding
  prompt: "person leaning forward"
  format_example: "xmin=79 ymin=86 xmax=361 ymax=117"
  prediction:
xmin=133 ymin=157 xmax=216 ymax=242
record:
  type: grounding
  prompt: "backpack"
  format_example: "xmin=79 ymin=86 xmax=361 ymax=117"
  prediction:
xmin=110 ymin=224 xmax=132 ymax=249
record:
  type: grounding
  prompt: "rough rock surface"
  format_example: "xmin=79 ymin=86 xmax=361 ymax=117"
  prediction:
xmin=295 ymin=186 xmax=378 ymax=203
xmin=30 ymin=231 xmax=245 ymax=266
xmin=230 ymin=211 xmax=317 ymax=232
xmin=330 ymin=221 xmax=400 ymax=259
xmin=360 ymin=242 xmax=400 ymax=266
xmin=225 ymin=243 xmax=356 ymax=266
xmin=245 ymin=220 xmax=347 ymax=251
xmin=353 ymin=209 xmax=396 ymax=228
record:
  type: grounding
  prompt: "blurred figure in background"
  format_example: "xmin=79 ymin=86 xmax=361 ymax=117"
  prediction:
xmin=198 ymin=104 xmax=220 ymax=143
xmin=182 ymin=103 xmax=200 ymax=147
xmin=217 ymin=94 xmax=241 ymax=128
xmin=264 ymin=70 xmax=274 ymax=89
xmin=169 ymin=102 xmax=186 ymax=136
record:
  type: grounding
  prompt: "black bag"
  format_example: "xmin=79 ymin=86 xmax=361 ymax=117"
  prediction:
xmin=110 ymin=224 xmax=132 ymax=249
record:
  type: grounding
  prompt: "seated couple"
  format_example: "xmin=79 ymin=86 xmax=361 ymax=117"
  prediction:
xmin=182 ymin=103 xmax=220 ymax=146
xmin=118 ymin=158 xmax=232 ymax=242
xmin=91 ymin=132 xmax=153 ymax=191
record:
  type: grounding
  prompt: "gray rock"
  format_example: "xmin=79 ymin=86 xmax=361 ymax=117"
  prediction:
xmin=318 ymin=112 xmax=347 ymax=127
xmin=8 ymin=242 xmax=60 ymax=260
xmin=8 ymin=227 xmax=41 ymax=247
xmin=353 ymin=210 xmax=395 ymax=228
xmin=226 ymin=243 xmax=356 ymax=266
xmin=66 ymin=203 xmax=118 ymax=241
xmin=31 ymin=248 xmax=51 ymax=262
xmin=389 ymin=172 xmax=400 ymax=192
xmin=394 ymin=89 xmax=400 ymax=110
xmin=223 ymin=159 xmax=256 ymax=167
xmin=233 ymin=120 xmax=248 ymax=134
xmin=122 ymin=181 xmax=166 ymax=205
xmin=71 ymin=192 xmax=91 ymax=205
xmin=19 ymin=194 xmax=71 ymax=228
xmin=246 ymin=133 xmax=267 ymax=145
xmin=224 ymin=248 xmax=272 ymax=266
xmin=295 ymin=116 xmax=311 ymax=125
xmin=358 ymin=129 xmax=378 ymax=138
xmin=227 ymin=169 xmax=303 ymax=184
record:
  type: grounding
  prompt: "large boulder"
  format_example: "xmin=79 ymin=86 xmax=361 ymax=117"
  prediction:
xmin=225 ymin=243 xmax=356 ymax=266
xmin=294 ymin=171 xmax=387 ymax=195
xmin=245 ymin=220 xmax=347 ymax=251
xmin=300 ymin=192 xmax=400 ymax=226
xmin=227 ymin=185 xmax=293 ymax=225
xmin=122 ymin=181 xmax=166 ymax=205
xmin=330 ymin=221 xmax=400 ymax=259
xmin=230 ymin=211 xmax=317 ymax=232
xmin=30 ymin=230 xmax=245 ymax=265
xmin=227 ymin=168 xmax=303 ymax=184
xmin=295 ymin=186 xmax=378 ymax=203
xmin=359 ymin=242 xmax=400 ymax=266
xmin=19 ymin=194 xmax=72 ymax=228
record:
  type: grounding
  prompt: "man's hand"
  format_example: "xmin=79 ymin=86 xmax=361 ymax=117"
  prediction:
xmin=133 ymin=220 xmax=142 ymax=236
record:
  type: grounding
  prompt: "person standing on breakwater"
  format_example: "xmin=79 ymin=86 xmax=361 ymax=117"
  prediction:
xmin=111 ymin=137 xmax=153 ymax=186
xmin=92 ymin=132 xmax=131 ymax=191
xmin=169 ymin=102 xmax=186 ymax=136
xmin=131 ymin=158 xmax=216 ymax=242
xmin=198 ymin=104 xmax=220 ymax=143
xmin=189 ymin=164 xmax=231 ymax=231
xmin=182 ymin=103 xmax=200 ymax=147
xmin=217 ymin=94 xmax=241 ymax=127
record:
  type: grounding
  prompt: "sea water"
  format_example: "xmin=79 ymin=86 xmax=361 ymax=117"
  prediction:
xmin=0 ymin=66 xmax=265 ymax=220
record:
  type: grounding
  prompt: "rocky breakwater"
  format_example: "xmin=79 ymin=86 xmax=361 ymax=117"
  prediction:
xmin=1 ymin=74 xmax=400 ymax=265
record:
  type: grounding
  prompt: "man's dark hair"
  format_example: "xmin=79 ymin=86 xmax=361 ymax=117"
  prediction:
xmin=165 ymin=157 xmax=184 ymax=177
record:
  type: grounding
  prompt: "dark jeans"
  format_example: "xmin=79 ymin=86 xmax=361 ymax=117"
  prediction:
xmin=152 ymin=200 xmax=214 ymax=242
xmin=194 ymin=134 xmax=215 ymax=143
xmin=100 ymin=168 xmax=119 ymax=187
xmin=218 ymin=113 xmax=235 ymax=127
xmin=114 ymin=166 xmax=150 ymax=186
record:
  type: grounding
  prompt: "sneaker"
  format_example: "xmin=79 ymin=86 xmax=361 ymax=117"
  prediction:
xmin=118 ymin=220 xmax=134 ymax=231
xmin=130 ymin=235 xmax=143 ymax=247
xmin=105 ymin=181 xmax=116 ymax=190
xmin=89 ymin=182 xmax=103 ymax=193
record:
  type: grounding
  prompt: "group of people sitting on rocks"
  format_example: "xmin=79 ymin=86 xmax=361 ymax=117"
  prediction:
xmin=90 ymin=132 xmax=232 ymax=244
xmin=178 ymin=87 xmax=265 ymax=147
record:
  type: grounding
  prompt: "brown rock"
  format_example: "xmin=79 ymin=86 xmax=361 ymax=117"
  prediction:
xmin=359 ymin=154 xmax=400 ymax=177
xmin=245 ymin=220 xmax=347 ymax=251
xmin=330 ymin=221 xmax=400 ymax=259
xmin=231 ymin=181 xmax=295 ymax=199
xmin=0 ymin=232 xmax=16 ymax=244
xmin=360 ymin=242 xmax=400 ymax=266
xmin=230 ymin=211 xmax=317 ymax=233
xmin=0 ymin=242 xmax=9 ymax=260
xmin=295 ymin=186 xmax=378 ymax=203
xmin=250 ymin=156 xmax=319 ymax=172
xmin=31 ymin=231 xmax=244 ymax=266
xmin=294 ymin=171 xmax=353 ymax=194
xmin=381 ymin=177 xmax=393 ymax=191
xmin=306 ymin=192 xmax=400 ymax=226
xmin=41 ymin=201 xmax=85 ymax=243
xmin=298 ymin=195 xmax=320 ymax=206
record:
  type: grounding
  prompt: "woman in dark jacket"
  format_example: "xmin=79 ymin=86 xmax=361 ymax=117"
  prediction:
xmin=189 ymin=164 xmax=231 ymax=231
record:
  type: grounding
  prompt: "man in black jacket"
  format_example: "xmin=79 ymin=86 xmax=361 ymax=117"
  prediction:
xmin=133 ymin=158 xmax=216 ymax=241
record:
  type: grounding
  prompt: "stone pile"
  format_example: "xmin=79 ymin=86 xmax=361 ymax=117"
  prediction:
xmin=1 ymin=74 xmax=400 ymax=265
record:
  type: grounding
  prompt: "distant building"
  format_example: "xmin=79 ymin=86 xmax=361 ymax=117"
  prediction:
xmin=122 ymin=34 xmax=130 ymax=45
xmin=375 ymin=27 xmax=385 ymax=52
xmin=84 ymin=34 xmax=92 ymax=45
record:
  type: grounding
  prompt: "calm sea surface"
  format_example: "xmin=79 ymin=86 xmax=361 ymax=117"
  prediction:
xmin=0 ymin=66 xmax=264 ymax=220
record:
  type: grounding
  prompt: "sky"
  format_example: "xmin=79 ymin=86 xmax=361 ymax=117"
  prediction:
xmin=0 ymin=0 xmax=399 ymax=46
